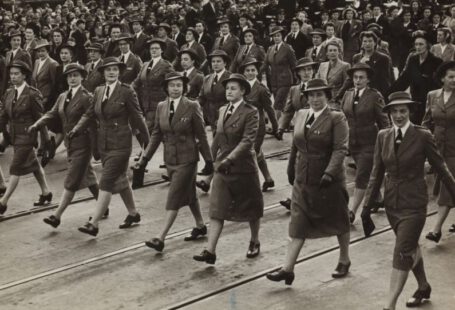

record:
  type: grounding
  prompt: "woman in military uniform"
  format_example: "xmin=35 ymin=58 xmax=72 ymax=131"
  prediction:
xmin=240 ymin=57 xmax=279 ymax=192
xmin=423 ymin=61 xmax=455 ymax=242
xmin=341 ymin=63 xmax=389 ymax=223
xmin=28 ymin=64 xmax=101 ymax=228
xmin=362 ymin=91 xmax=455 ymax=310
xmin=69 ymin=57 xmax=150 ymax=236
xmin=193 ymin=73 xmax=263 ymax=263
xmin=178 ymin=48 xmax=204 ymax=100
xmin=137 ymin=72 xmax=213 ymax=252
xmin=0 ymin=61 xmax=53 ymax=215
xmin=267 ymin=79 xmax=351 ymax=285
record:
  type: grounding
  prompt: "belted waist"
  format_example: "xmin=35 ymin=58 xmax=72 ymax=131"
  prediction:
xmin=385 ymin=172 xmax=424 ymax=183
xmin=11 ymin=117 xmax=34 ymax=124
xmin=99 ymin=118 xmax=129 ymax=128
xmin=299 ymin=152 xmax=330 ymax=159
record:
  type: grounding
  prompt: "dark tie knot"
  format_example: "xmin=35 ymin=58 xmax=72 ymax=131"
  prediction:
xmin=306 ymin=113 xmax=315 ymax=128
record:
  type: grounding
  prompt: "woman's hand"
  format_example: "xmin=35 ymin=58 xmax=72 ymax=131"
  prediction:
xmin=319 ymin=173 xmax=333 ymax=188
xmin=217 ymin=158 xmax=232 ymax=174
xmin=27 ymin=125 xmax=39 ymax=135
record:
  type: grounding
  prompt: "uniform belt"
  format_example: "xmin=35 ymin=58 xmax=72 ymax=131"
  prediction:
xmin=385 ymin=173 xmax=423 ymax=183
xmin=300 ymin=153 xmax=330 ymax=159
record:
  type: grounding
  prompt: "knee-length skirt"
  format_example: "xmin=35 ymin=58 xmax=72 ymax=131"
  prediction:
xmin=289 ymin=181 xmax=350 ymax=239
xmin=99 ymin=148 xmax=130 ymax=194
xmin=10 ymin=145 xmax=40 ymax=176
xmin=209 ymin=171 xmax=264 ymax=222
xmin=165 ymin=162 xmax=198 ymax=210
xmin=438 ymin=156 xmax=455 ymax=207
xmin=64 ymin=147 xmax=98 ymax=191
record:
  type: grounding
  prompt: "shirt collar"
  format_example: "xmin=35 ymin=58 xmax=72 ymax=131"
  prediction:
xmin=393 ymin=120 xmax=411 ymax=136
xmin=170 ymin=96 xmax=182 ymax=108
xmin=151 ymin=56 xmax=162 ymax=62
xmin=309 ymin=105 xmax=328 ymax=119
xmin=216 ymin=68 xmax=226 ymax=78
xmin=248 ymin=79 xmax=257 ymax=87
xmin=185 ymin=67 xmax=195 ymax=75
xmin=15 ymin=82 xmax=27 ymax=98
xmin=354 ymin=87 xmax=366 ymax=97
xmin=228 ymin=99 xmax=243 ymax=113
xmin=93 ymin=58 xmax=101 ymax=66
xmin=69 ymin=84 xmax=81 ymax=95
xmin=122 ymin=50 xmax=131 ymax=60
xmin=105 ymin=80 xmax=119 ymax=94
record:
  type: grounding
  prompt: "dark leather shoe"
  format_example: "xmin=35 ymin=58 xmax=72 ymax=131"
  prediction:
xmin=332 ymin=261 xmax=351 ymax=278
xmin=246 ymin=241 xmax=260 ymax=258
xmin=33 ymin=192 xmax=53 ymax=206
xmin=370 ymin=200 xmax=384 ymax=213
xmin=159 ymin=163 xmax=167 ymax=169
xmin=406 ymin=285 xmax=431 ymax=307
xmin=145 ymin=238 xmax=164 ymax=252
xmin=349 ymin=210 xmax=355 ymax=224
xmin=196 ymin=180 xmax=210 ymax=193
xmin=119 ymin=213 xmax=141 ymax=229
xmin=0 ymin=187 xmax=6 ymax=197
xmin=78 ymin=222 xmax=98 ymax=236
xmin=193 ymin=250 xmax=216 ymax=264
xmin=425 ymin=231 xmax=441 ymax=243
xmin=266 ymin=269 xmax=295 ymax=285
xmin=184 ymin=225 xmax=207 ymax=241
xmin=279 ymin=198 xmax=291 ymax=210
xmin=347 ymin=162 xmax=357 ymax=170
xmin=43 ymin=215 xmax=60 ymax=228
xmin=161 ymin=174 xmax=170 ymax=182
xmin=262 ymin=180 xmax=275 ymax=192
xmin=449 ymin=224 xmax=455 ymax=233
xmin=0 ymin=202 xmax=7 ymax=215
xmin=102 ymin=208 xmax=110 ymax=219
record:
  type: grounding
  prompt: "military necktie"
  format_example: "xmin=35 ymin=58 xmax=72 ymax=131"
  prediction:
xmin=219 ymin=36 xmax=225 ymax=47
xmin=13 ymin=89 xmax=18 ymax=104
xmin=102 ymin=85 xmax=110 ymax=108
xmin=395 ymin=128 xmax=403 ymax=152
xmin=224 ymin=104 xmax=234 ymax=123
xmin=120 ymin=55 xmax=125 ymax=63
xmin=305 ymin=113 xmax=315 ymax=129
xmin=65 ymin=88 xmax=73 ymax=110
xmin=169 ymin=100 xmax=175 ymax=123
xmin=9 ymin=52 xmax=14 ymax=65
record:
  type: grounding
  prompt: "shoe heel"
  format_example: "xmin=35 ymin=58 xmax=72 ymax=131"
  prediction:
xmin=285 ymin=277 xmax=294 ymax=285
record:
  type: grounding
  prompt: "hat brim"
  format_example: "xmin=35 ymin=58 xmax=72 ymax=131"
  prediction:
xmin=239 ymin=61 xmax=262 ymax=73
xmin=382 ymin=100 xmax=417 ymax=112
xmin=270 ymin=29 xmax=286 ymax=36
xmin=33 ymin=43 xmax=51 ymax=50
xmin=7 ymin=64 xmax=31 ymax=75
xmin=295 ymin=62 xmax=318 ymax=71
xmin=97 ymin=61 xmax=127 ymax=73
xmin=207 ymin=53 xmax=231 ymax=63
xmin=302 ymin=85 xmax=333 ymax=93
xmin=63 ymin=68 xmax=88 ymax=77
xmin=222 ymin=78 xmax=251 ymax=95
xmin=146 ymin=40 xmax=167 ymax=51
xmin=347 ymin=67 xmax=374 ymax=78
xmin=162 ymin=75 xmax=190 ymax=88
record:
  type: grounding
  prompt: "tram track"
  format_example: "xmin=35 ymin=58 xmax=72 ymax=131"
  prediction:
xmin=0 ymin=149 xmax=291 ymax=223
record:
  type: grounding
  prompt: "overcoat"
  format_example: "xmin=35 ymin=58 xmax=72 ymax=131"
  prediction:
xmin=316 ymin=60 xmax=350 ymax=101
xmin=119 ymin=53 xmax=143 ymax=85
xmin=31 ymin=57 xmax=59 ymax=111
xmin=279 ymin=83 xmax=309 ymax=131
xmin=132 ymin=32 xmax=150 ymax=61
xmin=288 ymin=107 xmax=350 ymax=239
xmin=212 ymin=34 xmax=240 ymax=61
xmin=185 ymin=69 xmax=204 ymax=100
xmin=304 ymin=45 xmax=327 ymax=63
xmin=198 ymin=70 xmax=230 ymax=128
xmin=83 ymin=60 xmax=104 ymax=93
xmin=229 ymin=44 xmax=266 ymax=73
xmin=430 ymin=43 xmax=455 ymax=62
xmin=339 ymin=19 xmax=363 ymax=63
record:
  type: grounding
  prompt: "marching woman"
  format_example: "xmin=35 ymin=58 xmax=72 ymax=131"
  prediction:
xmin=178 ymin=48 xmax=204 ymax=100
xmin=240 ymin=57 xmax=279 ymax=192
xmin=193 ymin=73 xmax=263 ymax=263
xmin=0 ymin=61 xmax=53 ymax=215
xmin=423 ymin=61 xmax=455 ymax=242
xmin=69 ymin=57 xmax=150 ymax=236
xmin=28 ymin=64 xmax=101 ymax=228
xmin=136 ymin=72 xmax=213 ymax=252
xmin=341 ymin=63 xmax=389 ymax=223
xmin=362 ymin=91 xmax=455 ymax=310
xmin=267 ymin=78 xmax=351 ymax=285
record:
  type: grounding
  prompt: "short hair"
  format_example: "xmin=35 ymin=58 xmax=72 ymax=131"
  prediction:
xmin=323 ymin=22 xmax=336 ymax=31
xmin=325 ymin=40 xmax=341 ymax=53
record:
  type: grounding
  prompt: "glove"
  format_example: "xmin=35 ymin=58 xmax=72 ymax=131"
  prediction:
xmin=67 ymin=129 xmax=79 ymax=139
xmin=217 ymin=158 xmax=232 ymax=174
xmin=92 ymin=149 xmax=101 ymax=161
xmin=198 ymin=161 xmax=214 ymax=176
xmin=27 ymin=125 xmax=39 ymax=135
xmin=319 ymin=173 xmax=333 ymax=188
xmin=275 ymin=129 xmax=283 ymax=141
xmin=361 ymin=206 xmax=376 ymax=237
xmin=134 ymin=157 xmax=148 ymax=170
xmin=287 ymin=171 xmax=295 ymax=185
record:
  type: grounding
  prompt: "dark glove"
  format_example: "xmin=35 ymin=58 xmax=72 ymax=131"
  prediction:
xmin=198 ymin=161 xmax=214 ymax=176
xmin=361 ymin=206 xmax=376 ymax=237
xmin=133 ymin=157 xmax=148 ymax=170
xmin=67 ymin=129 xmax=79 ymax=140
xmin=217 ymin=158 xmax=232 ymax=174
xmin=288 ymin=171 xmax=295 ymax=185
xmin=274 ymin=129 xmax=283 ymax=141
xmin=27 ymin=125 xmax=39 ymax=136
xmin=41 ymin=147 xmax=51 ymax=168
xmin=319 ymin=173 xmax=333 ymax=188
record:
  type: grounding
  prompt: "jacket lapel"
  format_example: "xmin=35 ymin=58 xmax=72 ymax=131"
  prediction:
xmin=66 ymin=87 xmax=83 ymax=116
xmin=37 ymin=58 xmax=49 ymax=77
xmin=224 ymin=102 xmax=243 ymax=129
xmin=397 ymin=124 xmax=416 ymax=157
xmin=13 ymin=85 xmax=29 ymax=115
xmin=384 ymin=127 xmax=396 ymax=161
xmin=328 ymin=61 xmax=342 ymax=81
xmin=444 ymin=91 xmax=455 ymax=110
xmin=310 ymin=107 xmax=330 ymax=132
xmin=171 ymin=97 xmax=190 ymax=128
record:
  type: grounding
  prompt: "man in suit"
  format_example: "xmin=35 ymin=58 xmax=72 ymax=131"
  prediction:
xmin=202 ymin=0 xmax=218 ymax=36
xmin=133 ymin=38 xmax=174 ymax=133
xmin=104 ymin=24 xmax=122 ymax=58
xmin=305 ymin=29 xmax=327 ymax=63
xmin=285 ymin=18 xmax=312 ymax=60
xmin=186 ymin=0 xmax=202 ymax=28
xmin=430 ymin=28 xmax=455 ymax=62
xmin=340 ymin=7 xmax=363 ymax=63
xmin=212 ymin=18 xmax=240 ymax=62
xmin=368 ymin=4 xmax=391 ymax=42
xmin=157 ymin=23 xmax=179 ymax=63
xmin=230 ymin=28 xmax=265 ymax=73
xmin=130 ymin=17 xmax=149 ymax=62
xmin=83 ymin=43 xmax=104 ymax=93
xmin=263 ymin=26 xmax=297 ymax=118
xmin=71 ymin=19 xmax=88 ymax=65
xmin=115 ymin=34 xmax=143 ymax=85
xmin=171 ymin=21 xmax=186 ymax=48
xmin=195 ymin=20 xmax=213 ymax=55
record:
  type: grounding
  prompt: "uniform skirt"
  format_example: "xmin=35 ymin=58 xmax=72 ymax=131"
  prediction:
xmin=64 ymin=147 xmax=98 ymax=191
xmin=351 ymin=147 xmax=374 ymax=190
xmin=438 ymin=156 xmax=455 ymax=207
xmin=289 ymin=181 xmax=350 ymax=239
xmin=272 ymin=86 xmax=291 ymax=111
xmin=99 ymin=148 xmax=130 ymax=194
xmin=10 ymin=145 xmax=40 ymax=176
xmin=165 ymin=162 xmax=197 ymax=211
xmin=209 ymin=171 xmax=264 ymax=222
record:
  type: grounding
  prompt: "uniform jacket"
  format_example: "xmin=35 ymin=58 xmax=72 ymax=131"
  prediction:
xmin=173 ymin=32 xmax=186 ymax=48
xmin=31 ymin=56 xmax=59 ymax=108
xmin=339 ymin=19 xmax=363 ymax=62
xmin=173 ymin=41 xmax=206 ymax=71
xmin=316 ymin=60 xmax=350 ymax=100
xmin=0 ymin=57 xmax=6 ymax=97
xmin=197 ymin=32 xmax=213 ymax=55
xmin=202 ymin=2 xmax=218 ymax=35
xmin=288 ymin=107 xmax=348 ymax=186
xmin=430 ymin=44 xmax=455 ymax=62
xmin=422 ymin=89 xmax=455 ymax=158
xmin=364 ymin=124 xmax=455 ymax=210
xmin=245 ymin=80 xmax=278 ymax=135
xmin=263 ymin=43 xmax=297 ymax=89
xmin=133 ymin=59 xmax=174 ymax=113
xmin=212 ymin=34 xmax=240 ymax=61
xmin=143 ymin=97 xmax=212 ymax=165
xmin=279 ymin=84 xmax=309 ymax=130
xmin=198 ymin=70 xmax=231 ymax=126
xmin=74 ymin=82 xmax=149 ymax=151
xmin=305 ymin=45 xmax=327 ymax=63
xmin=211 ymin=102 xmax=259 ymax=174
xmin=103 ymin=40 xmax=121 ymax=58
xmin=230 ymin=44 xmax=266 ymax=73
xmin=0 ymin=84 xmax=46 ymax=146
xmin=285 ymin=31 xmax=312 ymax=60
xmin=163 ymin=38 xmax=179 ymax=62
xmin=185 ymin=69 xmax=204 ymax=100
xmin=341 ymin=87 xmax=389 ymax=150
xmin=25 ymin=39 xmax=37 ymax=64
xmin=119 ymin=53 xmax=143 ymax=85
xmin=83 ymin=60 xmax=104 ymax=93
xmin=34 ymin=86 xmax=96 ymax=150
xmin=132 ymin=32 xmax=149 ymax=61
xmin=5 ymin=48 xmax=32 ymax=69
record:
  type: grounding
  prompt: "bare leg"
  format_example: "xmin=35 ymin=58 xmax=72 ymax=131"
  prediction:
xmin=0 ymin=175 xmax=20 ymax=205
xmin=158 ymin=210 xmax=178 ymax=241
xmin=207 ymin=218 xmax=224 ymax=254
xmin=249 ymin=219 xmax=260 ymax=244
xmin=33 ymin=167 xmax=51 ymax=195
xmin=385 ymin=268 xmax=409 ymax=310
xmin=54 ymin=189 xmax=75 ymax=219
xmin=0 ymin=168 xmax=7 ymax=189
xmin=89 ymin=190 xmax=112 ymax=227
xmin=119 ymin=186 xmax=139 ymax=215
xmin=349 ymin=188 xmax=366 ymax=215
xmin=432 ymin=206 xmax=451 ymax=233
xmin=337 ymin=231 xmax=351 ymax=264
xmin=188 ymin=199 xmax=205 ymax=227
xmin=283 ymin=238 xmax=305 ymax=272
xmin=55 ymin=133 xmax=64 ymax=148
xmin=411 ymin=247 xmax=430 ymax=289
xmin=257 ymin=154 xmax=273 ymax=182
